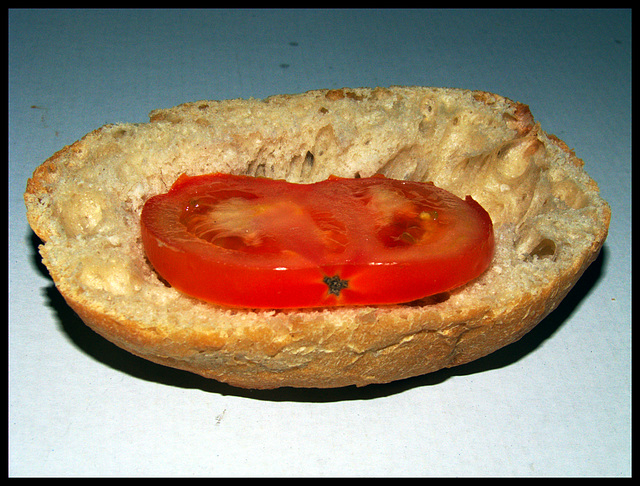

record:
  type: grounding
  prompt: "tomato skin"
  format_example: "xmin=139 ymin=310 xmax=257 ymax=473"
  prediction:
xmin=141 ymin=173 xmax=494 ymax=309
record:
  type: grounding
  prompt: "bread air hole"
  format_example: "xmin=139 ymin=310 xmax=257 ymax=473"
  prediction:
xmin=551 ymin=178 xmax=589 ymax=210
xmin=529 ymin=238 xmax=557 ymax=260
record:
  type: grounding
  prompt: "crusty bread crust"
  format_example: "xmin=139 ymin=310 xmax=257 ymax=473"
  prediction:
xmin=25 ymin=87 xmax=610 ymax=389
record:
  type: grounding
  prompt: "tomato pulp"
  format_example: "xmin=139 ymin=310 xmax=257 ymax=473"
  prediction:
xmin=140 ymin=173 xmax=494 ymax=308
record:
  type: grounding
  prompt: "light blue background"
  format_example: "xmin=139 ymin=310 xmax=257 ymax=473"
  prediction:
xmin=9 ymin=9 xmax=630 ymax=477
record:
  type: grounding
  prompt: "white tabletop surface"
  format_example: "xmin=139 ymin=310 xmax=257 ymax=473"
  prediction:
xmin=9 ymin=9 xmax=631 ymax=477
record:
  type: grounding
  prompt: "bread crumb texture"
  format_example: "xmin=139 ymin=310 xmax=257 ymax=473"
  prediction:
xmin=25 ymin=87 xmax=610 ymax=388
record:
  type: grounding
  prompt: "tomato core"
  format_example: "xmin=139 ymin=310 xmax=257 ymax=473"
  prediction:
xmin=140 ymin=173 xmax=494 ymax=308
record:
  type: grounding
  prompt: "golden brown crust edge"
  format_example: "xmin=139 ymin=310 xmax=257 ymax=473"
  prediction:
xmin=25 ymin=87 xmax=611 ymax=389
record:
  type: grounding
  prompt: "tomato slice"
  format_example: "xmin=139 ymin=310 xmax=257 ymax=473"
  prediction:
xmin=140 ymin=173 xmax=494 ymax=308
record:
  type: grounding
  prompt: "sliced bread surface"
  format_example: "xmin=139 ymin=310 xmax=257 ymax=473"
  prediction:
xmin=25 ymin=87 xmax=610 ymax=388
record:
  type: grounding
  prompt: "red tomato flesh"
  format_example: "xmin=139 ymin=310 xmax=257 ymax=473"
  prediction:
xmin=140 ymin=173 xmax=494 ymax=308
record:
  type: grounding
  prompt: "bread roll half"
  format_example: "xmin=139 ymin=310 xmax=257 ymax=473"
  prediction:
xmin=24 ymin=87 xmax=610 ymax=389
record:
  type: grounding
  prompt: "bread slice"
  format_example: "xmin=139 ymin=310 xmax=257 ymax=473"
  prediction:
xmin=24 ymin=87 xmax=610 ymax=389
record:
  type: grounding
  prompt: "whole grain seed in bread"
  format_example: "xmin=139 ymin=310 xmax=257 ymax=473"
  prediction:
xmin=24 ymin=87 xmax=610 ymax=389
